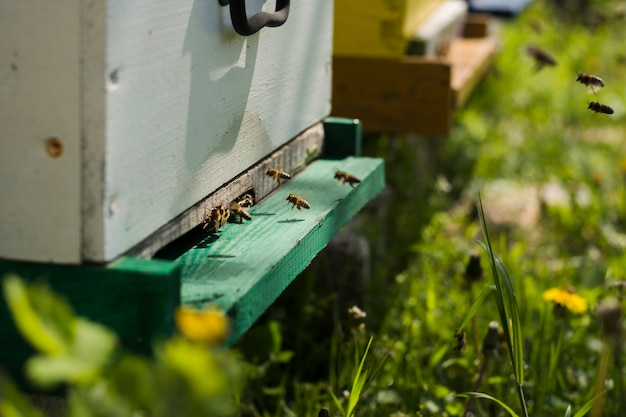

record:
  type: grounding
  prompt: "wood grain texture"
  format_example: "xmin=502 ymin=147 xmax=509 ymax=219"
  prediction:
xmin=175 ymin=157 xmax=385 ymax=344
xmin=332 ymin=56 xmax=452 ymax=136
xmin=0 ymin=0 xmax=82 ymax=263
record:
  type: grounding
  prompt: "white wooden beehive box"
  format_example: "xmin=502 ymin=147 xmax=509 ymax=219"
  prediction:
xmin=0 ymin=0 xmax=333 ymax=264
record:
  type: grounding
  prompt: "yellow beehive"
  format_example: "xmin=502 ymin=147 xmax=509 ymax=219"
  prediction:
xmin=334 ymin=0 xmax=445 ymax=58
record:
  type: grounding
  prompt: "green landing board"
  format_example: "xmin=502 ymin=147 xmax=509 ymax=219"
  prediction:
xmin=177 ymin=157 xmax=385 ymax=344
xmin=0 ymin=154 xmax=383 ymax=375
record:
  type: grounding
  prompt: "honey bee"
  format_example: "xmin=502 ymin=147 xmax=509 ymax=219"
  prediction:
xmin=587 ymin=101 xmax=614 ymax=115
xmin=334 ymin=170 xmax=361 ymax=188
xmin=236 ymin=193 xmax=254 ymax=208
xmin=203 ymin=205 xmax=230 ymax=232
xmin=286 ymin=193 xmax=310 ymax=210
xmin=229 ymin=200 xmax=252 ymax=224
xmin=266 ymin=168 xmax=291 ymax=185
xmin=576 ymin=72 xmax=604 ymax=96
xmin=525 ymin=45 xmax=557 ymax=71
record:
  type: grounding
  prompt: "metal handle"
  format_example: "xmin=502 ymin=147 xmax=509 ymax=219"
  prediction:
xmin=219 ymin=0 xmax=290 ymax=36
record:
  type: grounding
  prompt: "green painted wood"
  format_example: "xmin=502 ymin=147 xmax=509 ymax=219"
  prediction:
xmin=323 ymin=117 xmax=362 ymax=158
xmin=0 ymin=154 xmax=384 ymax=380
xmin=177 ymin=157 xmax=384 ymax=344
xmin=0 ymin=257 xmax=180 ymax=380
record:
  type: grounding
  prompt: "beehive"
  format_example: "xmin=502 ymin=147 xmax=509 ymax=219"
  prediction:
xmin=0 ymin=0 xmax=333 ymax=264
xmin=333 ymin=0 xmax=445 ymax=58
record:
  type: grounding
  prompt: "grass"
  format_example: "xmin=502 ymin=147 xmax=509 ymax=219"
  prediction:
xmin=238 ymin=0 xmax=626 ymax=416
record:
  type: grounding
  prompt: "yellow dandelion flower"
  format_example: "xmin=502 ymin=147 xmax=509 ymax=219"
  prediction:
xmin=543 ymin=287 xmax=588 ymax=314
xmin=175 ymin=305 xmax=230 ymax=345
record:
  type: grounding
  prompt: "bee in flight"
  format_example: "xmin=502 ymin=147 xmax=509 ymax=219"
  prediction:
xmin=525 ymin=45 xmax=557 ymax=71
xmin=587 ymin=101 xmax=614 ymax=115
xmin=203 ymin=205 xmax=230 ymax=232
xmin=286 ymin=193 xmax=310 ymax=210
xmin=266 ymin=168 xmax=291 ymax=185
xmin=334 ymin=170 xmax=361 ymax=188
xmin=576 ymin=72 xmax=604 ymax=96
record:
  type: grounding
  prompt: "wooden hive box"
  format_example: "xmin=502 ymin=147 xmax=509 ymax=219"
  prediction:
xmin=334 ymin=0 xmax=446 ymax=58
xmin=0 ymin=0 xmax=386 ymax=377
xmin=332 ymin=1 xmax=498 ymax=136
xmin=0 ymin=0 xmax=333 ymax=264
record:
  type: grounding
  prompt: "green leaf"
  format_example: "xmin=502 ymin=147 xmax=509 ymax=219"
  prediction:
xmin=2 ymin=275 xmax=118 ymax=387
xmin=328 ymin=389 xmax=345 ymax=417
xmin=2 ymin=275 xmax=72 ymax=356
xmin=456 ymin=285 xmax=496 ymax=332
xmin=459 ymin=392 xmax=520 ymax=417
xmin=572 ymin=393 xmax=604 ymax=417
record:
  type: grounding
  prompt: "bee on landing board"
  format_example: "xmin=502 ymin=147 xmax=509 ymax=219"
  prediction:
xmin=286 ymin=193 xmax=310 ymax=210
xmin=587 ymin=101 xmax=614 ymax=115
xmin=266 ymin=168 xmax=291 ymax=185
xmin=229 ymin=201 xmax=252 ymax=224
xmin=236 ymin=193 xmax=254 ymax=208
xmin=525 ymin=45 xmax=557 ymax=71
xmin=203 ymin=205 xmax=230 ymax=232
xmin=334 ymin=170 xmax=361 ymax=188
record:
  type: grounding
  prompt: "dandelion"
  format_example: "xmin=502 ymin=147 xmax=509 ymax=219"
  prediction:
xmin=175 ymin=305 xmax=230 ymax=345
xmin=543 ymin=287 xmax=588 ymax=314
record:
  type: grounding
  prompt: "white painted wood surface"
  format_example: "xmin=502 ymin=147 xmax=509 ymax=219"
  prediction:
xmin=0 ymin=1 xmax=82 ymax=263
xmin=0 ymin=0 xmax=333 ymax=263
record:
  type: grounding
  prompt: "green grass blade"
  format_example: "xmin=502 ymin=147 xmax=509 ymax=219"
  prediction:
xmin=477 ymin=193 xmax=524 ymax=386
xmin=457 ymin=285 xmax=496 ymax=332
xmin=572 ymin=393 xmax=604 ymax=417
xmin=328 ymin=389 xmax=345 ymax=417
xmin=459 ymin=392 xmax=520 ymax=417
xmin=345 ymin=337 xmax=373 ymax=417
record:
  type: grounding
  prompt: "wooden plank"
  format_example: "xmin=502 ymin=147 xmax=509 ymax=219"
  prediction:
xmin=0 ymin=257 xmax=180 ymax=378
xmin=447 ymin=36 xmax=498 ymax=107
xmin=332 ymin=56 xmax=452 ymax=136
xmin=0 ymin=0 xmax=82 ymax=263
xmin=463 ymin=13 xmax=492 ymax=38
xmin=171 ymin=157 xmax=385 ymax=344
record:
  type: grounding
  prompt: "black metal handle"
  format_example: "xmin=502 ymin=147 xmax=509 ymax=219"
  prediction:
xmin=219 ymin=0 xmax=290 ymax=36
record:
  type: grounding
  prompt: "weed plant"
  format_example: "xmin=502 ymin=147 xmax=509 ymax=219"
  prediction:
xmin=239 ymin=0 xmax=626 ymax=416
